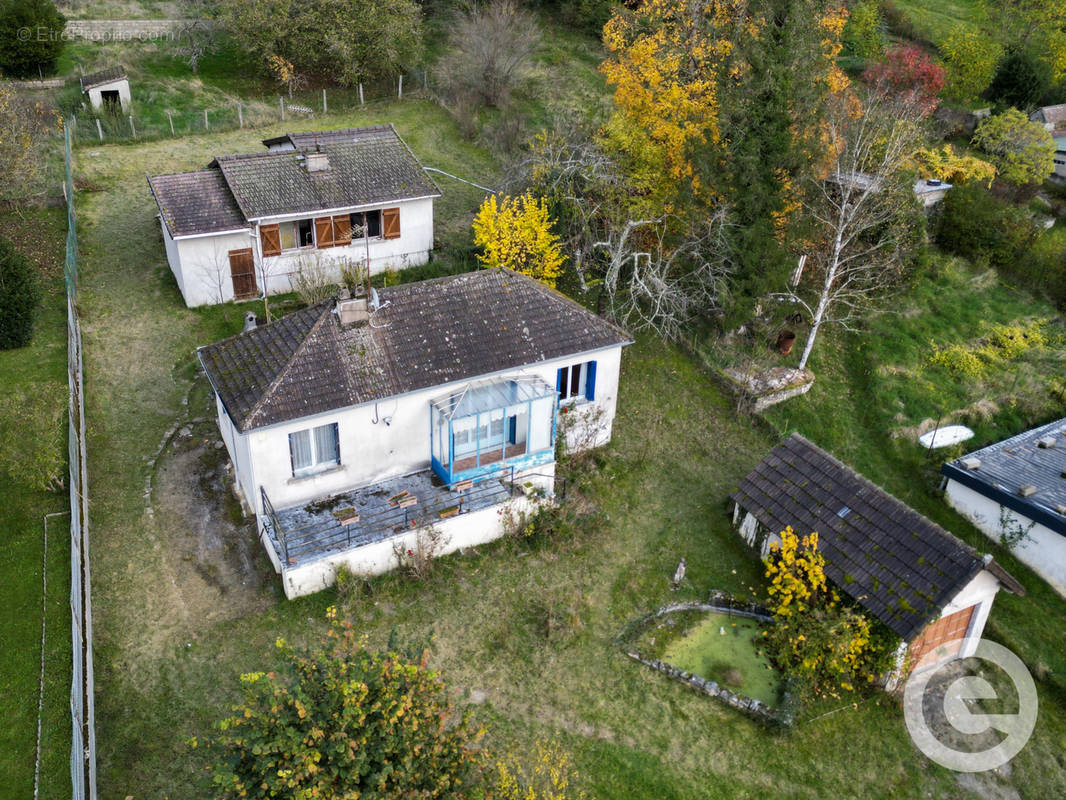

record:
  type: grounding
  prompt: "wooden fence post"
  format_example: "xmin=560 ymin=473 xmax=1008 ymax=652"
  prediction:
xmin=322 ymin=88 xmax=327 ymax=114
xmin=280 ymin=96 xmax=285 ymax=120
xmin=359 ymin=83 xmax=364 ymax=105
xmin=398 ymin=74 xmax=403 ymax=99
xmin=96 ymin=118 xmax=103 ymax=141
xmin=129 ymin=115 xmax=136 ymax=138
xmin=238 ymin=103 xmax=243 ymax=128
xmin=167 ymin=111 xmax=174 ymax=136
xmin=204 ymin=109 xmax=209 ymax=130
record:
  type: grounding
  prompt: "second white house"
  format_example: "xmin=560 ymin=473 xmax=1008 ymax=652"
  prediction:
xmin=148 ymin=125 xmax=441 ymax=307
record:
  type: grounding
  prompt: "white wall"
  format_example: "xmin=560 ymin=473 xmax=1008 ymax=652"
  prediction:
xmin=222 ymin=344 xmax=624 ymax=515
xmin=276 ymin=490 xmax=546 ymax=598
xmin=945 ymin=479 xmax=1066 ymax=597
xmin=87 ymin=78 xmax=131 ymax=111
xmin=166 ymin=198 xmax=435 ymax=307
xmin=936 ymin=568 xmax=1001 ymax=659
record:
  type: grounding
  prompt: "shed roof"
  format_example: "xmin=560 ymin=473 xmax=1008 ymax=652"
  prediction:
xmin=732 ymin=434 xmax=1023 ymax=641
xmin=198 ymin=269 xmax=632 ymax=432
xmin=942 ymin=417 xmax=1066 ymax=537
xmin=148 ymin=170 xmax=247 ymax=237
xmin=81 ymin=66 xmax=127 ymax=91
xmin=1032 ymin=104 xmax=1066 ymax=126
xmin=262 ymin=126 xmax=398 ymax=151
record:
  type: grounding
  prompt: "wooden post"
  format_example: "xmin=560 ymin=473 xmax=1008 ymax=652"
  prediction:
xmin=129 ymin=115 xmax=136 ymax=138
xmin=359 ymin=83 xmax=364 ymax=105
xmin=322 ymin=88 xmax=327 ymax=114
xmin=398 ymin=74 xmax=403 ymax=99
xmin=96 ymin=118 xmax=103 ymax=141
xmin=204 ymin=109 xmax=209 ymax=130
xmin=238 ymin=103 xmax=243 ymax=128
xmin=280 ymin=96 xmax=285 ymax=120
xmin=167 ymin=111 xmax=174 ymax=136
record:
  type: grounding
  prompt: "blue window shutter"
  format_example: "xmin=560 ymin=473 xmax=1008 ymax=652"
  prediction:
xmin=508 ymin=415 xmax=517 ymax=444
xmin=556 ymin=367 xmax=565 ymax=398
xmin=585 ymin=361 xmax=597 ymax=401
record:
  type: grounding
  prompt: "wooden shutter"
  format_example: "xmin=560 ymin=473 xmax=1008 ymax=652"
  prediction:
xmin=332 ymin=214 xmax=351 ymax=245
xmin=909 ymin=605 xmax=976 ymax=667
xmin=228 ymin=248 xmax=257 ymax=300
xmin=382 ymin=207 xmax=401 ymax=240
xmin=260 ymin=224 xmax=281 ymax=257
xmin=314 ymin=216 xmax=335 ymax=248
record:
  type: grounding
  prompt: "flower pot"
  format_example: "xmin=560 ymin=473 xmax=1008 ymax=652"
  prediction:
xmin=777 ymin=330 xmax=796 ymax=355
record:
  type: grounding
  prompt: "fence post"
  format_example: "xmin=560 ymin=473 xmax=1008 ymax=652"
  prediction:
xmin=166 ymin=111 xmax=174 ymax=136
xmin=204 ymin=109 xmax=209 ymax=130
xmin=359 ymin=83 xmax=364 ymax=105
xmin=322 ymin=88 xmax=327 ymax=114
xmin=129 ymin=115 xmax=136 ymax=138
xmin=238 ymin=102 xmax=243 ymax=128
xmin=96 ymin=118 xmax=103 ymax=141
xmin=280 ymin=96 xmax=285 ymax=120
xmin=398 ymin=74 xmax=403 ymax=99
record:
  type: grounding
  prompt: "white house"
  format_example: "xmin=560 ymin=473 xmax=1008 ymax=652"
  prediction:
xmin=942 ymin=418 xmax=1066 ymax=598
xmin=198 ymin=268 xmax=632 ymax=598
xmin=81 ymin=66 xmax=130 ymax=112
xmin=731 ymin=434 xmax=1024 ymax=676
xmin=1052 ymin=136 xmax=1066 ymax=181
xmin=148 ymin=125 xmax=441 ymax=307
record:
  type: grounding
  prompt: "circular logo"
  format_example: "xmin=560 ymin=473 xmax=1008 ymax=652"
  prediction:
xmin=17 ymin=26 xmax=31 ymax=41
xmin=903 ymin=638 xmax=1038 ymax=772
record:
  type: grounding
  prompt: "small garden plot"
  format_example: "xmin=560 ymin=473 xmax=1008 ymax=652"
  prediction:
xmin=660 ymin=612 xmax=783 ymax=708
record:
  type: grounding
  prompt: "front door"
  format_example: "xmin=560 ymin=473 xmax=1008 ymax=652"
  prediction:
xmin=228 ymin=248 xmax=258 ymax=300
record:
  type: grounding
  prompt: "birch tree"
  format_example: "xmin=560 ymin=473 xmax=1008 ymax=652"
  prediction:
xmin=790 ymin=91 xmax=926 ymax=371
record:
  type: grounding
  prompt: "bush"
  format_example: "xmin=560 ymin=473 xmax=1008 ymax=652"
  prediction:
xmin=0 ymin=0 xmax=64 ymax=78
xmin=988 ymin=48 xmax=1054 ymax=110
xmin=935 ymin=184 xmax=1035 ymax=269
xmin=0 ymin=237 xmax=41 ymax=349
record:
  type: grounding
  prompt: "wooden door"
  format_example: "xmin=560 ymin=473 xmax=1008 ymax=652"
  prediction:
xmin=228 ymin=248 xmax=257 ymax=300
xmin=910 ymin=605 xmax=976 ymax=667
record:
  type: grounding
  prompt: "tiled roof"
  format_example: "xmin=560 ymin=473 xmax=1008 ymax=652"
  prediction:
xmin=731 ymin=434 xmax=1022 ymax=641
xmin=1032 ymin=104 xmax=1066 ymax=126
xmin=943 ymin=417 xmax=1066 ymax=537
xmin=198 ymin=269 xmax=632 ymax=432
xmin=81 ymin=66 xmax=126 ymax=91
xmin=262 ymin=126 xmax=398 ymax=151
xmin=148 ymin=170 xmax=247 ymax=237
xmin=212 ymin=126 xmax=440 ymax=220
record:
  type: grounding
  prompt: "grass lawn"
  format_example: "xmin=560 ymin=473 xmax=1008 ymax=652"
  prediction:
xmin=659 ymin=614 xmax=783 ymax=707
xmin=73 ymin=97 xmax=1066 ymax=798
xmin=888 ymin=0 xmax=985 ymax=44
xmin=0 ymin=208 xmax=74 ymax=800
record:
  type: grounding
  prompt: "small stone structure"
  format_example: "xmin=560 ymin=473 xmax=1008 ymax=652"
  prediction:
xmin=723 ymin=366 xmax=814 ymax=412
xmin=621 ymin=596 xmax=793 ymax=726
xmin=81 ymin=66 xmax=130 ymax=112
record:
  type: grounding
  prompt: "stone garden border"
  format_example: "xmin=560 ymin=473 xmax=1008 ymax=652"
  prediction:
xmin=620 ymin=593 xmax=794 ymax=726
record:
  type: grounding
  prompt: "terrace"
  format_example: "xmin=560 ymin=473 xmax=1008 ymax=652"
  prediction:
xmin=260 ymin=466 xmax=551 ymax=568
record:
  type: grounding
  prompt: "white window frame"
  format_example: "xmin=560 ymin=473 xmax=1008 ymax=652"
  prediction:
xmin=289 ymin=422 xmax=340 ymax=478
xmin=557 ymin=362 xmax=588 ymax=405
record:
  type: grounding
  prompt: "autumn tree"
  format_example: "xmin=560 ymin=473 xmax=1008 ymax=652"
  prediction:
xmin=939 ymin=28 xmax=1001 ymax=104
xmin=217 ymin=0 xmax=422 ymax=87
xmin=862 ymin=45 xmax=946 ymax=117
xmin=842 ymin=0 xmax=884 ymax=60
xmin=198 ymin=608 xmax=484 ymax=799
xmin=0 ymin=0 xmax=65 ymax=78
xmin=761 ymin=527 xmax=895 ymax=700
xmin=971 ymin=108 xmax=1055 ymax=187
xmin=788 ymin=89 xmax=927 ymax=371
xmin=911 ymin=144 xmax=996 ymax=186
xmin=473 ymin=193 xmax=566 ymax=287
xmin=981 ymin=0 xmax=1066 ymax=85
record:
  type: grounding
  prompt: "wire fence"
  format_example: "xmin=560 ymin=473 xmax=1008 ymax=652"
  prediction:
xmin=64 ymin=121 xmax=98 ymax=800
xmin=69 ymin=70 xmax=431 ymax=145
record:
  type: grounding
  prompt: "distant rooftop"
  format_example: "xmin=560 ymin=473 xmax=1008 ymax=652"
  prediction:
xmin=943 ymin=417 xmax=1066 ymax=537
xmin=733 ymin=434 xmax=1022 ymax=641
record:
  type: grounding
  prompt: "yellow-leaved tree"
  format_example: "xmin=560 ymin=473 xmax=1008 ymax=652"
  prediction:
xmin=473 ymin=193 xmax=566 ymax=288
xmin=761 ymin=527 xmax=894 ymax=700
xmin=911 ymin=145 xmax=996 ymax=187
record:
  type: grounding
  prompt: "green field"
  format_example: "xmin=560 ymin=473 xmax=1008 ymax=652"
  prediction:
xmin=0 ymin=208 xmax=74 ymax=800
xmin=888 ymin=0 xmax=986 ymax=44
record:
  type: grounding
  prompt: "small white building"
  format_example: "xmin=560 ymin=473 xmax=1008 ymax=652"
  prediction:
xmin=731 ymin=434 xmax=1023 ymax=675
xmin=943 ymin=418 xmax=1066 ymax=597
xmin=148 ymin=125 xmax=441 ymax=307
xmin=81 ymin=66 xmax=130 ymax=112
xmin=1052 ymin=136 xmax=1066 ymax=181
xmin=198 ymin=268 xmax=632 ymax=598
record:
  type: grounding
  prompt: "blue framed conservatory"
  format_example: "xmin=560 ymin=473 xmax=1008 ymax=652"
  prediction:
xmin=430 ymin=376 xmax=558 ymax=485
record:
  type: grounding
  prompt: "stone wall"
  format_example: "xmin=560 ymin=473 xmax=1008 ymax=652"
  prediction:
xmin=64 ymin=19 xmax=213 ymax=41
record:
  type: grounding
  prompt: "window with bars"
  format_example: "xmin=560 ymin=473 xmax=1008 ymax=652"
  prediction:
xmin=288 ymin=423 xmax=340 ymax=477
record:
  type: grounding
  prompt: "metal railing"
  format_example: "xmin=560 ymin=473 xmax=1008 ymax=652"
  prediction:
xmin=64 ymin=121 xmax=97 ymax=800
